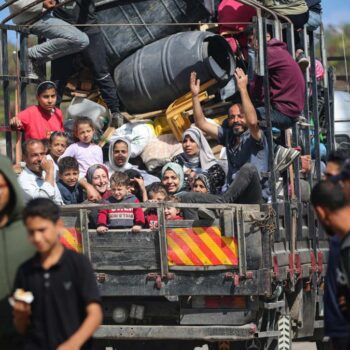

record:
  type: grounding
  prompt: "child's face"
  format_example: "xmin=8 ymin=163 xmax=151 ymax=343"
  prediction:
xmin=50 ymin=136 xmax=67 ymax=159
xmin=193 ymin=179 xmax=208 ymax=193
xmin=113 ymin=142 xmax=128 ymax=167
xmin=76 ymin=123 xmax=94 ymax=144
xmin=37 ymin=88 xmax=57 ymax=112
xmin=59 ymin=168 xmax=79 ymax=187
xmin=25 ymin=216 xmax=63 ymax=254
xmin=110 ymin=183 xmax=129 ymax=201
xmin=149 ymin=191 xmax=166 ymax=202
xmin=164 ymin=206 xmax=179 ymax=220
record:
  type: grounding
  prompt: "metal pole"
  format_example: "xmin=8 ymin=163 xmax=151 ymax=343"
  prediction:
xmin=261 ymin=16 xmax=280 ymax=242
xmin=20 ymin=33 xmax=28 ymax=110
xmin=320 ymin=25 xmax=334 ymax=152
xmin=1 ymin=29 xmax=12 ymax=159
xmin=309 ymin=31 xmax=321 ymax=182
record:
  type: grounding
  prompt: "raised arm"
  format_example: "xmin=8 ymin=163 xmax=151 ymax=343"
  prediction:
xmin=234 ymin=68 xmax=261 ymax=141
xmin=190 ymin=72 xmax=219 ymax=139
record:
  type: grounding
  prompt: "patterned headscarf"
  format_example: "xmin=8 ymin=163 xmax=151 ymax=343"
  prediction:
xmin=86 ymin=164 xmax=109 ymax=184
xmin=194 ymin=172 xmax=212 ymax=193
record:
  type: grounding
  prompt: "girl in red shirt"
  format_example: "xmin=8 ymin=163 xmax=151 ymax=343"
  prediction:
xmin=10 ymin=81 xmax=64 ymax=140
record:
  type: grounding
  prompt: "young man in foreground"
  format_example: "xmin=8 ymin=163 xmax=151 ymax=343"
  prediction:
xmin=12 ymin=198 xmax=102 ymax=350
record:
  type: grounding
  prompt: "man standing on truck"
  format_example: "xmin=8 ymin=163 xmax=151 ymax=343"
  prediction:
xmin=311 ymin=180 xmax=350 ymax=349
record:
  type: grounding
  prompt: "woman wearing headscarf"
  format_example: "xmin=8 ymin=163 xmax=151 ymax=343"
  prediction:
xmin=192 ymin=173 xmax=212 ymax=194
xmin=161 ymin=162 xmax=185 ymax=196
xmin=171 ymin=126 xmax=225 ymax=194
xmin=85 ymin=164 xmax=111 ymax=228
xmin=105 ymin=136 xmax=159 ymax=186
xmin=86 ymin=164 xmax=111 ymax=199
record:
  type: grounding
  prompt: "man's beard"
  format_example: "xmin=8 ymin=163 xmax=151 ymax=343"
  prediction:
xmin=232 ymin=124 xmax=248 ymax=137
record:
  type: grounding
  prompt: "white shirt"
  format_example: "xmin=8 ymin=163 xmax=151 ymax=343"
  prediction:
xmin=18 ymin=167 xmax=63 ymax=205
xmin=46 ymin=154 xmax=59 ymax=182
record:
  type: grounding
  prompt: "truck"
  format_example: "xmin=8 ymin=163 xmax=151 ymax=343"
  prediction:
xmin=0 ymin=1 xmax=335 ymax=349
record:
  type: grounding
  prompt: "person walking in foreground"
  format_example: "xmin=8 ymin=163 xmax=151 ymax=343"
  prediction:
xmin=12 ymin=198 xmax=102 ymax=350
xmin=0 ymin=155 xmax=34 ymax=350
xmin=311 ymin=180 xmax=350 ymax=349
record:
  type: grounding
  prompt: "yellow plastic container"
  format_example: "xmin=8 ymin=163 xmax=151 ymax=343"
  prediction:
xmin=154 ymin=116 xmax=171 ymax=136
xmin=166 ymin=91 xmax=209 ymax=141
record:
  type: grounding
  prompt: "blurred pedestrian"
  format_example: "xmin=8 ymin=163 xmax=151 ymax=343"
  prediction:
xmin=0 ymin=155 xmax=34 ymax=350
xmin=311 ymin=180 xmax=350 ymax=348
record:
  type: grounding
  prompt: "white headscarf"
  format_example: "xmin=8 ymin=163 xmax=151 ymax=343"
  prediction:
xmin=106 ymin=136 xmax=133 ymax=172
xmin=105 ymin=136 xmax=160 ymax=186
xmin=182 ymin=126 xmax=218 ymax=171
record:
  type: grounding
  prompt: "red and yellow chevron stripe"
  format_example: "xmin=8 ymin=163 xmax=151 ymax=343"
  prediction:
xmin=167 ymin=227 xmax=238 ymax=266
xmin=60 ymin=228 xmax=82 ymax=253
xmin=60 ymin=226 xmax=238 ymax=266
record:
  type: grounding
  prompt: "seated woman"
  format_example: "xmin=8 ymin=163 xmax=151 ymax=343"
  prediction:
xmin=161 ymin=162 xmax=185 ymax=196
xmin=171 ymin=126 xmax=225 ymax=194
xmin=105 ymin=136 xmax=159 ymax=186
xmin=85 ymin=164 xmax=111 ymax=228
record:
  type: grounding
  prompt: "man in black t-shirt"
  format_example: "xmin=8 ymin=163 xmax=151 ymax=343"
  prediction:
xmin=12 ymin=198 xmax=102 ymax=350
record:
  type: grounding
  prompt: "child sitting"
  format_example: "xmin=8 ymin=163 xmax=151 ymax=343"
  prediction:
xmin=164 ymin=195 xmax=184 ymax=221
xmin=145 ymin=182 xmax=168 ymax=229
xmin=59 ymin=116 xmax=103 ymax=179
xmin=9 ymin=81 xmax=64 ymax=140
xmin=97 ymin=172 xmax=145 ymax=233
xmin=57 ymin=157 xmax=85 ymax=205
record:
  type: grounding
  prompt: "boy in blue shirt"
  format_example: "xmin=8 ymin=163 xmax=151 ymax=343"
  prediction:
xmin=57 ymin=156 xmax=85 ymax=204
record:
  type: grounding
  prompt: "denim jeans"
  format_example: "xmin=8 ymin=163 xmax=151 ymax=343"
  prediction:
xmin=307 ymin=11 xmax=321 ymax=32
xmin=29 ymin=12 xmax=89 ymax=62
xmin=256 ymin=106 xmax=296 ymax=131
xmin=180 ymin=163 xmax=263 ymax=220
xmin=51 ymin=31 xmax=120 ymax=113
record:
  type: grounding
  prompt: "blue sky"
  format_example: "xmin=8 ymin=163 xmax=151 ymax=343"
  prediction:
xmin=322 ymin=0 xmax=350 ymax=25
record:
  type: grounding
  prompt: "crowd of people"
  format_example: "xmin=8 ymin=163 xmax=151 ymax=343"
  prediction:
xmin=2 ymin=0 xmax=350 ymax=349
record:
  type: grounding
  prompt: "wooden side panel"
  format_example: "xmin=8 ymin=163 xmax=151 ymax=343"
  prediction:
xmin=88 ymin=230 xmax=161 ymax=270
